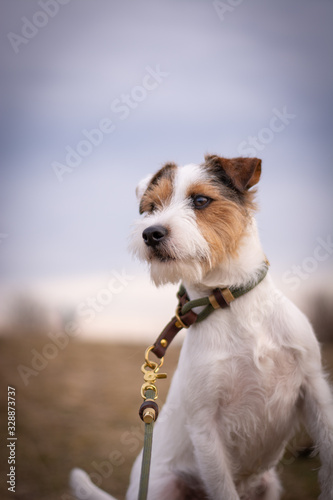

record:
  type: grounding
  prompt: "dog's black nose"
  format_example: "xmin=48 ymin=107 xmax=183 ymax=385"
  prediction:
xmin=142 ymin=225 xmax=168 ymax=247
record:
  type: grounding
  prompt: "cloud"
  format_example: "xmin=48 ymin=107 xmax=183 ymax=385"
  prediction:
xmin=0 ymin=0 xmax=332 ymax=299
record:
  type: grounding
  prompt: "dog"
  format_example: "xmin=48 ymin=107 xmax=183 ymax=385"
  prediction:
xmin=71 ymin=155 xmax=333 ymax=499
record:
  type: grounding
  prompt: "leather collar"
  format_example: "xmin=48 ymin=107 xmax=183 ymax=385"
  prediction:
xmin=152 ymin=260 xmax=270 ymax=358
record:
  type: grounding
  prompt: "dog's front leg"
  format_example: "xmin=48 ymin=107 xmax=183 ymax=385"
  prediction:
xmin=301 ymin=373 xmax=333 ymax=500
xmin=189 ymin=421 xmax=239 ymax=500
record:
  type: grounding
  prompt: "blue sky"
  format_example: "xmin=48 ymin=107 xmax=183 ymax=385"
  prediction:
xmin=0 ymin=0 xmax=332 ymax=337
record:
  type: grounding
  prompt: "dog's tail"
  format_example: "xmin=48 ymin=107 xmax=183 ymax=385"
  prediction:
xmin=70 ymin=468 xmax=118 ymax=500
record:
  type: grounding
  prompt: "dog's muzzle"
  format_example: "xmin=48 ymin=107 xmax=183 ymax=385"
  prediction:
xmin=142 ymin=225 xmax=168 ymax=248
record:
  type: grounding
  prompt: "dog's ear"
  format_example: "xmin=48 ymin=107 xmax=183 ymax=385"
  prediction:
xmin=204 ymin=155 xmax=261 ymax=192
xmin=135 ymin=174 xmax=153 ymax=201
xmin=229 ymin=157 xmax=262 ymax=191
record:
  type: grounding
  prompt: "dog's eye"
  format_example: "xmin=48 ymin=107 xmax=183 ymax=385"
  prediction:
xmin=192 ymin=195 xmax=212 ymax=209
xmin=139 ymin=201 xmax=156 ymax=215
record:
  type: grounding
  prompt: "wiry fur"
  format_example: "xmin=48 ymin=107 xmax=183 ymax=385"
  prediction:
xmin=71 ymin=156 xmax=333 ymax=500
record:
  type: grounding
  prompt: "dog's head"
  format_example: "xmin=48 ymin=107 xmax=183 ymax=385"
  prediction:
xmin=130 ymin=155 xmax=261 ymax=286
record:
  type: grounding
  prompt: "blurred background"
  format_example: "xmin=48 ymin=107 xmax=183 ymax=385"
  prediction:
xmin=0 ymin=1 xmax=332 ymax=499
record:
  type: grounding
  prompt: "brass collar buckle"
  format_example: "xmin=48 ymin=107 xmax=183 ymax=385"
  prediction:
xmin=175 ymin=303 xmax=190 ymax=329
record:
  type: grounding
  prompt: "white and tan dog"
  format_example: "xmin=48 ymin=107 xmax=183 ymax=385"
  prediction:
xmin=71 ymin=155 xmax=333 ymax=499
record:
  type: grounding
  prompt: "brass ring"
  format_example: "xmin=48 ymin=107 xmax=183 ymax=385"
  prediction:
xmin=141 ymin=383 xmax=158 ymax=400
xmin=175 ymin=307 xmax=189 ymax=329
xmin=145 ymin=345 xmax=164 ymax=370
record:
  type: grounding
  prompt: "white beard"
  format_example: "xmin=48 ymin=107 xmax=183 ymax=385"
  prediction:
xmin=129 ymin=200 xmax=211 ymax=286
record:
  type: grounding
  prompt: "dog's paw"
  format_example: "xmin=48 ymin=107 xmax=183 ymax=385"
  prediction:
xmin=70 ymin=467 xmax=117 ymax=500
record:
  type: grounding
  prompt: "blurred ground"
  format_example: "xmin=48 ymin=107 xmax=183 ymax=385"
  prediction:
xmin=0 ymin=335 xmax=332 ymax=500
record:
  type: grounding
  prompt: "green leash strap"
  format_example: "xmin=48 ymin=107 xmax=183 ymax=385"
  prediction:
xmin=138 ymin=389 xmax=156 ymax=500
xmin=138 ymin=422 xmax=154 ymax=500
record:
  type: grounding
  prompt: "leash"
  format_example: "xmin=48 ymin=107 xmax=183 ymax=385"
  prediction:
xmin=138 ymin=348 xmax=166 ymax=500
xmin=137 ymin=260 xmax=269 ymax=499
xmin=138 ymin=388 xmax=157 ymax=500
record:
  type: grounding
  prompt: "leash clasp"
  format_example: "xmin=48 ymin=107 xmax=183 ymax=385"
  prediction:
xmin=140 ymin=346 xmax=167 ymax=400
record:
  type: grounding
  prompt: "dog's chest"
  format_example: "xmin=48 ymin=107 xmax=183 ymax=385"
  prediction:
xmin=178 ymin=312 xmax=302 ymax=455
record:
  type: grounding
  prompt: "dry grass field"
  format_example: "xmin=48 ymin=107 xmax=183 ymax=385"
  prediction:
xmin=0 ymin=334 xmax=332 ymax=500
